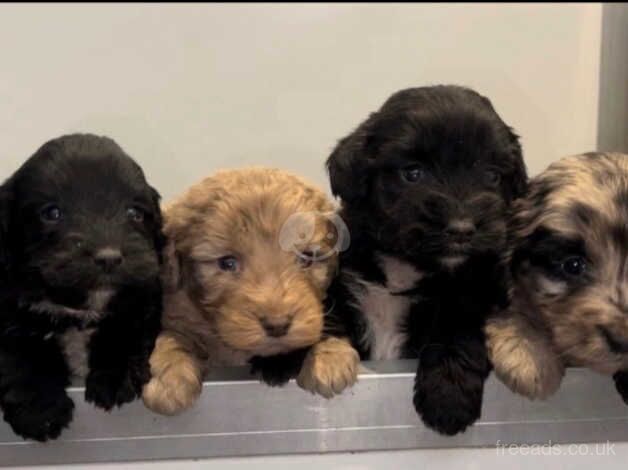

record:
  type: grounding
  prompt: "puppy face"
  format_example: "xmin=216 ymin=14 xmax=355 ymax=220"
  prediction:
xmin=511 ymin=153 xmax=628 ymax=373
xmin=0 ymin=134 xmax=164 ymax=315
xmin=327 ymin=86 xmax=526 ymax=269
xmin=165 ymin=168 xmax=338 ymax=356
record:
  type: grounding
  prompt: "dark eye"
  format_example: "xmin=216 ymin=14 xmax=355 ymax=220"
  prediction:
xmin=401 ymin=166 xmax=426 ymax=183
xmin=41 ymin=204 xmax=62 ymax=222
xmin=127 ymin=207 xmax=144 ymax=223
xmin=561 ymin=256 xmax=587 ymax=277
xmin=218 ymin=256 xmax=240 ymax=273
xmin=297 ymin=251 xmax=314 ymax=268
xmin=484 ymin=170 xmax=501 ymax=186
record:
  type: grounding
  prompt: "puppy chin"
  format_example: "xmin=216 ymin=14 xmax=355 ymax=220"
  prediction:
xmin=440 ymin=255 xmax=467 ymax=270
xmin=251 ymin=340 xmax=295 ymax=357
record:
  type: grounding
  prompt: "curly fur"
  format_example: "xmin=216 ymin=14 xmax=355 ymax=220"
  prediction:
xmin=325 ymin=85 xmax=527 ymax=435
xmin=487 ymin=152 xmax=628 ymax=402
xmin=0 ymin=134 xmax=164 ymax=441
xmin=143 ymin=168 xmax=359 ymax=416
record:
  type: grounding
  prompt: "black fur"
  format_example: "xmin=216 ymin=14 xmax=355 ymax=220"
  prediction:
xmin=614 ymin=371 xmax=628 ymax=405
xmin=326 ymin=85 xmax=527 ymax=435
xmin=0 ymin=134 xmax=164 ymax=441
xmin=249 ymin=348 xmax=310 ymax=387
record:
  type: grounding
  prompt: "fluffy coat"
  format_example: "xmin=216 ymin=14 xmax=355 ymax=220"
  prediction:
xmin=0 ymin=134 xmax=164 ymax=441
xmin=487 ymin=152 xmax=628 ymax=401
xmin=142 ymin=168 xmax=359 ymax=416
xmin=325 ymin=85 xmax=527 ymax=435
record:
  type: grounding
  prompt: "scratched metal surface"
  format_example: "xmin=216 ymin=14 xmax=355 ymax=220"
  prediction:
xmin=0 ymin=361 xmax=627 ymax=466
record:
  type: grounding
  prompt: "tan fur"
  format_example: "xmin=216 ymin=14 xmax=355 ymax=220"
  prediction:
xmin=143 ymin=168 xmax=358 ymax=414
xmin=486 ymin=307 xmax=564 ymax=399
xmin=487 ymin=153 xmax=628 ymax=399
xmin=297 ymin=337 xmax=360 ymax=399
xmin=143 ymin=334 xmax=204 ymax=416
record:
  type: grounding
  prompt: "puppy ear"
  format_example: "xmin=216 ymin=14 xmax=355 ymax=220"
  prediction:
xmin=326 ymin=114 xmax=377 ymax=204
xmin=149 ymin=185 xmax=167 ymax=254
xmin=506 ymin=128 xmax=528 ymax=200
xmin=161 ymin=238 xmax=182 ymax=292
xmin=507 ymin=182 xmax=545 ymax=275
xmin=0 ymin=184 xmax=12 ymax=277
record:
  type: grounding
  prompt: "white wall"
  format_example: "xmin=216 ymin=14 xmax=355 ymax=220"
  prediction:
xmin=0 ymin=3 xmax=601 ymax=203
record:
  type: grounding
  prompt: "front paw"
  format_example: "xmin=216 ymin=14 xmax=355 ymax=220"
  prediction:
xmin=3 ymin=391 xmax=74 ymax=442
xmin=142 ymin=363 xmax=202 ymax=416
xmin=296 ymin=337 xmax=359 ymax=399
xmin=86 ymin=366 xmax=146 ymax=411
xmin=487 ymin=322 xmax=564 ymax=400
xmin=414 ymin=351 xmax=485 ymax=435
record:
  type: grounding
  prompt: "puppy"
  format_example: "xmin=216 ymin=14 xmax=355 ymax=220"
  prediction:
xmin=142 ymin=168 xmax=359 ymax=416
xmin=326 ymin=85 xmax=527 ymax=435
xmin=0 ymin=134 xmax=164 ymax=441
xmin=487 ymin=152 xmax=628 ymax=402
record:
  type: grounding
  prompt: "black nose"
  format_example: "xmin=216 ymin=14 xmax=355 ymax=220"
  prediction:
xmin=445 ymin=219 xmax=476 ymax=241
xmin=261 ymin=318 xmax=292 ymax=338
xmin=94 ymin=248 xmax=123 ymax=272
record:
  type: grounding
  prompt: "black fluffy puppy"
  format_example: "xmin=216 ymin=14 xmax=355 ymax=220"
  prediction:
xmin=326 ymin=86 xmax=527 ymax=435
xmin=0 ymin=134 xmax=164 ymax=441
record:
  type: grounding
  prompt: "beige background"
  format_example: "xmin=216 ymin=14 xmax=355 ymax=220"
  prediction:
xmin=0 ymin=3 xmax=602 ymax=202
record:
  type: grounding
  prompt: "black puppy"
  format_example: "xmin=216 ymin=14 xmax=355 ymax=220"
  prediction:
xmin=326 ymin=85 xmax=527 ymax=435
xmin=0 ymin=134 xmax=164 ymax=441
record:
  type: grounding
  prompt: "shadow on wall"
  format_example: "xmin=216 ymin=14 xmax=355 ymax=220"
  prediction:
xmin=598 ymin=3 xmax=628 ymax=153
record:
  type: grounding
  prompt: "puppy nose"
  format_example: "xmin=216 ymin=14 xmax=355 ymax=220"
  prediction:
xmin=261 ymin=318 xmax=292 ymax=338
xmin=94 ymin=248 xmax=123 ymax=272
xmin=446 ymin=219 xmax=476 ymax=239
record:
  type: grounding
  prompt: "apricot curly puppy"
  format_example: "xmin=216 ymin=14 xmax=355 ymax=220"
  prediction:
xmin=143 ymin=168 xmax=358 ymax=415
xmin=487 ymin=153 xmax=628 ymax=401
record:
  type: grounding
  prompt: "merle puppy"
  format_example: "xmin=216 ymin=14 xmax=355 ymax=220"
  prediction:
xmin=0 ymin=134 xmax=164 ymax=441
xmin=326 ymin=85 xmax=527 ymax=435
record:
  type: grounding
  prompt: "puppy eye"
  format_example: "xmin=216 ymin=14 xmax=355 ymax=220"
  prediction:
xmin=484 ymin=170 xmax=501 ymax=187
xmin=401 ymin=166 xmax=426 ymax=183
xmin=41 ymin=204 xmax=62 ymax=222
xmin=218 ymin=255 xmax=240 ymax=273
xmin=297 ymin=251 xmax=314 ymax=268
xmin=561 ymin=256 xmax=587 ymax=277
xmin=126 ymin=207 xmax=144 ymax=223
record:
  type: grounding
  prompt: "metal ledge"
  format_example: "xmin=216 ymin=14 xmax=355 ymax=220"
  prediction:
xmin=1 ymin=361 xmax=628 ymax=466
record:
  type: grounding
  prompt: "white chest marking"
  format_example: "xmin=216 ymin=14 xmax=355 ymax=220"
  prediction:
xmin=26 ymin=290 xmax=114 ymax=322
xmin=87 ymin=289 xmax=114 ymax=311
xmin=348 ymin=255 xmax=423 ymax=360
xmin=59 ymin=327 xmax=96 ymax=378
xmin=27 ymin=290 xmax=114 ymax=378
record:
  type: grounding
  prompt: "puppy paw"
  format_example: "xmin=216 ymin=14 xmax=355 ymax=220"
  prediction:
xmin=3 ymin=392 xmax=74 ymax=442
xmin=487 ymin=321 xmax=564 ymax=400
xmin=414 ymin=358 xmax=484 ymax=436
xmin=142 ymin=363 xmax=202 ymax=416
xmin=85 ymin=367 xmax=145 ymax=411
xmin=297 ymin=337 xmax=359 ymax=399
xmin=614 ymin=371 xmax=628 ymax=405
xmin=250 ymin=349 xmax=309 ymax=387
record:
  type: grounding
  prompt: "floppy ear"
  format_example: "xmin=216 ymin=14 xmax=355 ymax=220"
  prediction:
xmin=326 ymin=114 xmax=377 ymax=204
xmin=507 ymin=179 xmax=546 ymax=276
xmin=149 ymin=185 xmax=167 ymax=255
xmin=0 ymin=184 xmax=12 ymax=277
xmin=506 ymin=128 xmax=528 ymax=200
xmin=160 ymin=238 xmax=182 ymax=292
